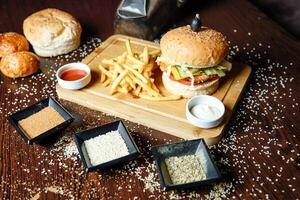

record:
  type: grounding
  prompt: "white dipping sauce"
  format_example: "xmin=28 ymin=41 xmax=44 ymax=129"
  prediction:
xmin=191 ymin=104 xmax=221 ymax=120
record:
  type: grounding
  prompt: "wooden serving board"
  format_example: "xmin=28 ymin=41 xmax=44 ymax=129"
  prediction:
xmin=56 ymin=34 xmax=251 ymax=146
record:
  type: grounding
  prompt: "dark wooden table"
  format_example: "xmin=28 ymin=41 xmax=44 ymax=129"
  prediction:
xmin=1 ymin=0 xmax=300 ymax=199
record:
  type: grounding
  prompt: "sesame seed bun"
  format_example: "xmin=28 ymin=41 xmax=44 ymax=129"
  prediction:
xmin=160 ymin=25 xmax=229 ymax=68
xmin=23 ymin=8 xmax=82 ymax=57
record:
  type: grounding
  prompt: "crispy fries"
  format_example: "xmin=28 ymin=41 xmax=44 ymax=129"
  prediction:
xmin=111 ymin=69 xmax=129 ymax=94
xmin=97 ymin=39 xmax=181 ymax=101
xmin=98 ymin=64 xmax=112 ymax=78
xmin=124 ymin=64 xmax=148 ymax=84
xmin=125 ymin=40 xmax=133 ymax=56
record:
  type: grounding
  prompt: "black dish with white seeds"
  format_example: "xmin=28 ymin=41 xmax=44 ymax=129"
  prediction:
xmin=151 ymin=139 xmax=221 ymax=191
xmin=73 ymin=120 xmax=140 ymax=172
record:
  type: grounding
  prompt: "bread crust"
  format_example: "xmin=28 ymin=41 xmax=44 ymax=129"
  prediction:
xmin=0 ymin=51 xmax=39 ymax=78
xmin=160 ymin=26 xmax=228 ymax=68
xmin=0 ymin=32 xmax=29 ymax=58
xmin=162 ymin=72 xmax=219 ymax=98
xmin=23 ymin=8 xmax=82 ymax=57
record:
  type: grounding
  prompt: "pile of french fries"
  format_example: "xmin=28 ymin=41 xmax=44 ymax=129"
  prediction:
xmin=98 ymin=40 xmax=181 ymax=101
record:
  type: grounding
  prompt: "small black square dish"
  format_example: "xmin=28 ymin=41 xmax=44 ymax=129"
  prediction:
xmin=73 ymin=120 xmax=139 ymax=172
xmin=151 ymin=139 xmax=221 ymax=191
xmin=7 ymin=96 xmax=74 ymax=145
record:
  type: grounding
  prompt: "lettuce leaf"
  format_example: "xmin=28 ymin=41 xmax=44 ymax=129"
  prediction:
xmin=171 ymin=60 xmax=232 ymax=80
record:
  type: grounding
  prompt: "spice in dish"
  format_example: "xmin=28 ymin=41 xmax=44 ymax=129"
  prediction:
xmin=18 ymin=106 xmax=65 ymax=139
xmin=165 ymin=154 xmax=206 ymax=185
xmin=84 ymin=130 xmax=129 ymax=166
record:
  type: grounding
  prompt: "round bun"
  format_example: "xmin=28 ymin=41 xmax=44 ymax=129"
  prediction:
xmin=162 ymin=72 xmax=219 ymax=98
xmin=160 ymin=25 xmax=228 ymax=68
xmin=0 ymin=51 xmax=39 ymax=78
xmin=0 ymin=32 xmax=29 ymax=58
xmin=23 ymin=8 xmax=82 ymax=57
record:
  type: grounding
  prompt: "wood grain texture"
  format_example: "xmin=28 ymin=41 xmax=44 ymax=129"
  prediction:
xmin=0 ymin=0 xmax=300 ymax=199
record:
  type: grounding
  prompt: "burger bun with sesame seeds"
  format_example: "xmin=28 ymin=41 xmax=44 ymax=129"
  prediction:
xmin=157 ymin=25 xmax=231 ymax=97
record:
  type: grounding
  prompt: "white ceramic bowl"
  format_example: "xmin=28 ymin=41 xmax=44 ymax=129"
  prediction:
xmin=186 ymin=95 xmax=225 ymax=128
xmin=56 ymin=62 xmax=91 ymax=90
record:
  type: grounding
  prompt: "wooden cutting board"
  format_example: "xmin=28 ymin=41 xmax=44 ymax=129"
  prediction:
xmin=56 ymin=34 xmax=251 ymax=146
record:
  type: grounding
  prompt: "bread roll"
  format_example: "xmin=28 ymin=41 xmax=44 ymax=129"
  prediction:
xmin=160 ymin=26 xmax=228 ymax=68
xmin=0 ymin=51 xmax=39 ymax=78
xmin=23 ymin=8 xmax=82 ymax=57
xmin=0 ymin=32 xmax=29 ymax=58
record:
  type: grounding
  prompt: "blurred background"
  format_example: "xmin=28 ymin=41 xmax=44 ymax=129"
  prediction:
xmin=251 ymin=0 xmax=300 ymax=39
xmin=0 ymin=0 xmax=299 ymax=39
xmin=115 ymin=0 xmax=300 ymax=40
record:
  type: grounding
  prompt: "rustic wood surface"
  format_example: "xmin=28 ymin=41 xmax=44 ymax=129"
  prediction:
xmin=0 ymin=0 xmax=299 ymax=199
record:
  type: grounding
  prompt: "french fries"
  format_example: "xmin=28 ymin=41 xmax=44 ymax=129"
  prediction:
xmin=110 ymin=69 xmax=129 ymax=94
xmin=98 ymin=39 xmax=181 ymax=101
xmin=98 ymin=64 xmax=112 ymax=78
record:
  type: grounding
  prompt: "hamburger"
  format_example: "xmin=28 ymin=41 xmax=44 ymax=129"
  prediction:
xmin=157 ymin=25 xmax=232 ymax=98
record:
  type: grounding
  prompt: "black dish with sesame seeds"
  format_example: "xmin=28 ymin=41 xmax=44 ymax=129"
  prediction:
xmin=151 ymin=138 xmax=221 ymax=191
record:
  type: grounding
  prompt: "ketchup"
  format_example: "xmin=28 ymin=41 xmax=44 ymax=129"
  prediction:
xmin=60 ymin=69 xmax=87 ymax=81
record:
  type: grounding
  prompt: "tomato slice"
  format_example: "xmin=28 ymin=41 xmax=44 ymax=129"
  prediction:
xmin=161 ymin=63 xmax=220 ymax=86
xmin=170 ymin=74 xmax=192 ymax=85
xmin=169 ymin=74 xmax=219 ymax=86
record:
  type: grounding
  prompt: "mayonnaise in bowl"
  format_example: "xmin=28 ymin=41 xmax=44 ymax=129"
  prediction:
xmin=191 ymin=104 xmax=221 ymax=121
xmin=186 ymin=95 xmax=225 ymax=128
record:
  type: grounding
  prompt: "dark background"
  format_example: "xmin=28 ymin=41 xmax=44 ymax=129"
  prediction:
xmin=251 ymin=0 xmax=300 ymax=39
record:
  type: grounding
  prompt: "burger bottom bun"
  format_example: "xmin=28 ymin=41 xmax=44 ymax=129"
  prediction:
xmin=162 ymin=72 xmax=219 ymax=98
xmin=32 ymin=38 xmax=80 ymax=57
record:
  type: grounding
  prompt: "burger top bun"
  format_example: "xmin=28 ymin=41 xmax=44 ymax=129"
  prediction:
xmin=160 ymin=25 xmax=229 ymax=68
xmin=23 ymin=8 xmax=82 ymax=57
